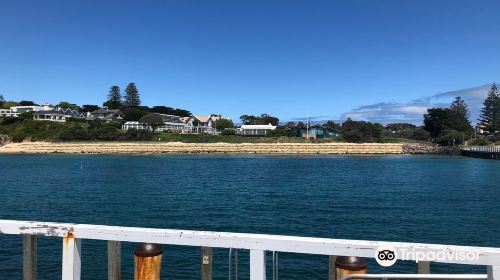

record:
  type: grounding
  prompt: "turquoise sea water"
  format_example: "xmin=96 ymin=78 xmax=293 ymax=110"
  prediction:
xmin=0 ymin=154 xmax=499 ymax=279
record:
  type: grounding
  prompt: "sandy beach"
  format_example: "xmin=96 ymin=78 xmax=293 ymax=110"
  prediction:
xmin=0 ymin=142 xmax=405 ymax=154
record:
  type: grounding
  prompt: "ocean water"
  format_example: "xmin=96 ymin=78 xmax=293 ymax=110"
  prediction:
xmin=0 ymin=154 xmax=499 ymax=279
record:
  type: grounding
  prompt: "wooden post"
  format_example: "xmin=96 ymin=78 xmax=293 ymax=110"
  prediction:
xmin=418 ymin=261 xmax=430 ymax=272
xmin=108 ymin=241 xmax=121 ymax=280
xmin=335 ymin=256 xmax=367 ymax=280
xmin=23 ymin=234 xmax=37 ymax=280
xmin=201 ymin=247 xmax=212 ymax=280
xmin=134 ymin=243 xmax=163 ymax=280
xmin=328 ymin=256 xmax=337 ymax=280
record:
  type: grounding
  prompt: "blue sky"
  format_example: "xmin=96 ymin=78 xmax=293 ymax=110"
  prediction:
xmin=1 ymin=0 xmax=499 ymax=124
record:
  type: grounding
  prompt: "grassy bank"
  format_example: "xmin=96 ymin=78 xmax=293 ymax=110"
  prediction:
xmin=0 ymin=118 xmax=430 ymax=144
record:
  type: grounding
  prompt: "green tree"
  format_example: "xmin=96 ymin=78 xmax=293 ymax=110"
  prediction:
xmin=139 ymin=114 xmax=164 ymax=132
xmin=124 ymin=83 xmax=141 ymax=108
xmin=19 ymin=101 xmax=37 ymax=106
xmin=266 ymin=127 xmax=288 ymax=137
xmin=123 ymin=108 xmax=148 ymax=121
xmin=323 ymin=120 xmax=342 ymax=131
xmin=0 ymin=94 xmax=4 ymax=107
xmin=341 ymin=118 xmax=383 ymax=143
xmin=105 ymin=86 xmax=122 ymax=109
xmin=411 ymin=128 xmax=431 ymax=141
xmin=423 ymin=108 xmax=451 ymax=138
xmin=215 ymin=119 xmax=234 ymax=131
xmin=385 ymin=123 xmax=417 ymax=139
xmin=478 ymin=83 xmax=500 ymax=135
xmin=81 ymin=105 xmax=99 ymax=112
xmin=450 ymin=96 xmax=470 ymax=119
xmin=2 ymin=101 xmax=19 ymax=109
xmin=239 ymin=114 xmax=279 ymax=125
xmin=57 ymin=101 xmax=81 ymax=111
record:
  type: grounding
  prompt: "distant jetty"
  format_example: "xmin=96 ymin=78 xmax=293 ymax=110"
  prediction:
xmin=0 ymin=142 xmax=409 ymax=155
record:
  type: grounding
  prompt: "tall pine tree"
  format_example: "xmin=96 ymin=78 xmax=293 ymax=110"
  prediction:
xmin=448 ymin=96 xmax=472 ymax=134
xmin=105 ymin=86 xmax=121 ymax=109
xmin=450 ymin=96 xmax=470 ymax=119
xmin=124 ymin=83 xmax=141 ymax=108
xmin=0 ymin=94 xmax=5 ymax=107
xmin=478 ymin=83 xmax=500 ymax=135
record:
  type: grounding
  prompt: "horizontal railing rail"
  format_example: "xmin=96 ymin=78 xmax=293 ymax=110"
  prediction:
xmin=341 ymin=274 xmax=488 ymax=280
xmin=1 ymin=220 xmax=500 ymax=280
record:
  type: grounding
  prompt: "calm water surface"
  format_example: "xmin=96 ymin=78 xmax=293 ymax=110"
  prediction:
xmin=0 ymin=154 xmax=499 ymax=279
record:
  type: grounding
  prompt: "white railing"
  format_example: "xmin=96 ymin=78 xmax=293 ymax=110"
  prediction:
xmin=462 ymin=146 xmax=500 ymax=153
xmin=1 ymin=220 xmax=500 ymax=280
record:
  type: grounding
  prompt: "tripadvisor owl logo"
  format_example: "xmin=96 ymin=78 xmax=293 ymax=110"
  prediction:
xmin=375 ymin=245 xmax=398 ymax=267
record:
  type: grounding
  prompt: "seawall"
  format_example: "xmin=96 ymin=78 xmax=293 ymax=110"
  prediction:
xmin=0 ymin=142 xmax=405 ymax=155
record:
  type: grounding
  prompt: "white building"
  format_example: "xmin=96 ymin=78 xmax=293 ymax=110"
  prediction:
xmin=122 ymin=113 xmax=219 ymax=134
xmin=32 ymin=108 xmax=85 ymax=122
xmin=0 ymin=103 xmax=54 ymax=118
xmin=32 ymin=111 xmax=68 ymax=122
xmin=122 ymin=114 xmax=188 ymax=132
xmin=0 ymin=109 xmax=20 ymax=117
xmin=10 ymin=104 xmax=53 ymax=113
xmin=238 ymin=124 xmax=277 ymax=136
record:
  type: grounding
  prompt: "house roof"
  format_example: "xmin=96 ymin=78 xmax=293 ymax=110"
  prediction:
xmin=193 ymin=115 xmax=210 ymax=123
xmin=180 ymin=117 xmax=189 ymax=123
xmin=91 ymin=108 xmax=122 ymax=114
xmin=33 ymin=110 xmax=66 ymax=116
xmin=241 ymin=124 xmax=277 ymax=130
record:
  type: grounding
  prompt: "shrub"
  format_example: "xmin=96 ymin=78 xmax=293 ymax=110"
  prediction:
xmin=1 ymin=117 xmax=23 ymax=125
xmin=435 ymin=130 xmax=465 ymax=146
xmin=221 ymin=128 xmax=236 ymax=135
xmin=468 ymin=138 xmax=490 ymax=146
xmin=342 ymin=119 xmax=383 ymax=143
xmin=412 ymin=128 xmax=431 ymax=141
xmin=11 ymin=132 xmax=27 ymax=143
xmin=266 ymin=127 xmax=288 ymax=137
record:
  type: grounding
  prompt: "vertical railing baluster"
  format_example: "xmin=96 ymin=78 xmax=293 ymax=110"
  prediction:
xmin=488 ymin=266 xmax=500 ymax=280
xmin=62 ymin=235 xmax=81 ymax=280
xmin=250 ymin=250 xmax=266 ymax=280
xmin=108 ymin=241 xmax=121 ymax=280
xmin=23 ymin=234 xmax=37 ymax=280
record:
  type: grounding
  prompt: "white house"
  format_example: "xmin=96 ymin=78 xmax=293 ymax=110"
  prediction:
xmin=0 ymin=109 xmax=20 ymax=117
xmin=238 ymin=123 xmax=277 ymax=136
xmin=185 ymin=115 xmax=218 ymax=134
xmin=0 ymin=103 xmax=53 ymax=118
xmin=10 ymin=104 xmax=53 ymax=113
xmin=122 ymin=114 xmax=188 ymax=132
xmin=32 ymin=111 xmax=69 ymax=122
xmin=88 ymin=109 xmax=124 ymax=122
xmin=32 ymin=108 xmax=85 ymax=122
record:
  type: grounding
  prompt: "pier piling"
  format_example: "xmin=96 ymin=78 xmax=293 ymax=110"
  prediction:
xmin=335 ymin=256 xmax=367 ymax=280
xmin=134 ymin=243 xmax=163 ymax=280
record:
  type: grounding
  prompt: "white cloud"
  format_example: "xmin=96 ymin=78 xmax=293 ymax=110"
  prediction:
xmin=338 ymin=84 xmax=492 ymax=125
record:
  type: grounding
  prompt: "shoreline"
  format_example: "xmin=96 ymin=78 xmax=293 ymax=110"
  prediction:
xmin=0 ymin=141 xmax=407 ymax=155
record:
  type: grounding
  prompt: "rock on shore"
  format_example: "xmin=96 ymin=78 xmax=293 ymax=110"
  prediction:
xmin=402 ymin=143 xmax=461 ymax=155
